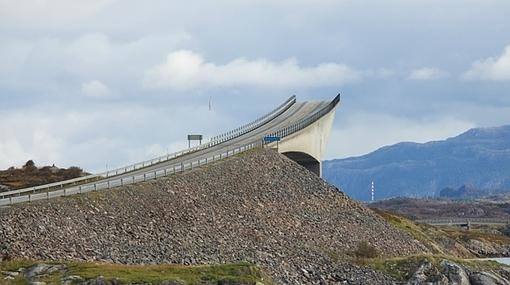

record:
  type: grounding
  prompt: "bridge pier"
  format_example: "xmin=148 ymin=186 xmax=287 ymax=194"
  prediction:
xmin=271 ymin=107 xmax=337 ymax=178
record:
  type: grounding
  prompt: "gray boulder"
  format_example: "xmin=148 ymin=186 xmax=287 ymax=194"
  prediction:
xmin=406 ymin=261 xmax=446 ymax=285
xmin=469 ymin=271 xmax=510 ymax=285
xmin=440 ymin=260 xmax=470 ymax=285
xmin=24 ymin=263 xmax=66 ymax=279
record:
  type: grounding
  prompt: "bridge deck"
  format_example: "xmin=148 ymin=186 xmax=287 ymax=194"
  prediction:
xmin=78 ymin=101 xmax=328 ymax=186
xmin=1 ymin=96 xmax=336 ymax=205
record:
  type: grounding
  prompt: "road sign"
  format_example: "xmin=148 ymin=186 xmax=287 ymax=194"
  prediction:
xmin=263 ymin=135 xmax=281 ymax=143
xmin=187 ymin=134 xmax=203 ymax=148
xmin=187 ymin=135 xmax=203 ymax=141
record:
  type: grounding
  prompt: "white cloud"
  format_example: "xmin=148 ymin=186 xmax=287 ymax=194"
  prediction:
xmin=408 ymin=67 xmax=449 ymax=80
xmin=0 ymin=103 xmax=232 ymax=171
xmin=81 ymin=80 xmax=111 ymax=98
xmin=0 ymin=0 xmax=117 ymax=25
xmin=0 ymin=33 xmax=191 ymax=92
xmin=462 ymin=45 xmax=510 ymax=81
xmin=144 ymin=50 xmax=361 ymax=90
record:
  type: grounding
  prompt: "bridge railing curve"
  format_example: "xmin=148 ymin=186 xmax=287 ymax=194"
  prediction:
xmin=264 ymin=94 xmax=340 ymax=143
xmin=0 ymin=141 xmax=264 ymax=206
xmin=0 ymin=96 xmax=296 ymax=200
xmin=0 ymin=94 xmax=339 ymax=206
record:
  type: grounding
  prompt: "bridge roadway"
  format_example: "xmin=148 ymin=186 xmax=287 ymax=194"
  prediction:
xmin=39 ymin=100 xmax=329 ymax=193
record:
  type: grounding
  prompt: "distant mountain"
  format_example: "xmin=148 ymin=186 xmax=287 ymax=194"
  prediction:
xmin=323 ymin=125 xmax=510 ymax=201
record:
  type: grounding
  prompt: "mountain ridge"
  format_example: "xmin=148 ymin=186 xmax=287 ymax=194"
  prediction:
xmin=323 ymin=124 xmax=510 ymax=200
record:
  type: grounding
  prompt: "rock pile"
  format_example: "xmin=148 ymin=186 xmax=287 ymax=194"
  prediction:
xmin=0 ymin=149 xmax=428 ymax=284
xmin=406 ymin=259 xmax=510 ymax=285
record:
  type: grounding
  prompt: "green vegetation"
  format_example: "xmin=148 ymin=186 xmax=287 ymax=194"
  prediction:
xmin=372 ymin=209 xmax=452 ymax=255
xmin=354 ymin=241 xmax=379 ymax=259
xmin=0 ymin=260 xmax=272 ymax=285
xmin=442 ymin=227 xmax=510 ymax=244
xmin=374 ymin=208 xmax=510 ymax=259
xmin=0 ymin=160 xmax=89 ymax=191
xmin=368 ymin=254 xmax=508 ymax=281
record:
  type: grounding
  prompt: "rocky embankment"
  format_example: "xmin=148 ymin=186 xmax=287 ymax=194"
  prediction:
xmin=0 ymin=149 xmax=429 ymax=284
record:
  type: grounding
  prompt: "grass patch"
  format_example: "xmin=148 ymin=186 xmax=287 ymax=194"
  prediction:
xmin=368 ymin=254 xmax=509 ymax=282
xmin=373 ymin=209 xmax=450 ymax=255
xmin=442 ymin=228 xmax=510 ymax=244
xmin=0 ymin=260 xmax=272 ymax=285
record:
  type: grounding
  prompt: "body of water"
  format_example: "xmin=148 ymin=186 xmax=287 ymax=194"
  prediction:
xmin=480 ymin=258 xmax=510 ymax=265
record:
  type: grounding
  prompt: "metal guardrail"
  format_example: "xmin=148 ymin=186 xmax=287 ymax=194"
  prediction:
xmin=209 ymin=95 xmax=296 ymax=143
xmin=0 ymin=94 xmax=340 ymax=206
xmin=0 ymin=142 xmax=262 ymax=206
xmin=264 ymin=94 xmax=340 ymax=143
xmin=0 ymin=96 xmax=296 ymax=200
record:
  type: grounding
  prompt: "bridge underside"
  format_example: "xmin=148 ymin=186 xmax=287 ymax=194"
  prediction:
xmin=283 ymin=151 xmax=321 ymax=176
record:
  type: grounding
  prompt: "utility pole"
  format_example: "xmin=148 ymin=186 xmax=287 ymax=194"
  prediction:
xmin=371 ymin=181 xmax=375 ymax=202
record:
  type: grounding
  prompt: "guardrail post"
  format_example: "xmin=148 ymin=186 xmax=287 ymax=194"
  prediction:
xmin=154 ymin=171 xmax=157 ymax=179
xmin=143 ymin=174 xmax=146 ymax=181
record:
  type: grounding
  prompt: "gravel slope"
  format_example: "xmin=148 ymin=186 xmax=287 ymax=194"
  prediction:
xmin=0 ymin=149 xmax=428 ymax=284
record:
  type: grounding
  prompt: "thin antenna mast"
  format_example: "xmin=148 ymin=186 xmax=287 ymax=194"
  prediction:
xmin=371 ymin=181 xmax=375 ymax=202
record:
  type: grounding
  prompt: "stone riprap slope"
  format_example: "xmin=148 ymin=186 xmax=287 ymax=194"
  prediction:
xmin=0 ymin=149 xmax=427 ymax=284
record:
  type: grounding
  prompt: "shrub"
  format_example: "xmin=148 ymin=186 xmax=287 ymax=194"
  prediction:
xmin=354 ymin=241 xmax=378 ymax=259
xmin=23 ymin=159 xmax=37 ymax=170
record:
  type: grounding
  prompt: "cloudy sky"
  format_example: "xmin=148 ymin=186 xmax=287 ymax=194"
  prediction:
xmin=1 ymin=0 xmax=510 ymax=172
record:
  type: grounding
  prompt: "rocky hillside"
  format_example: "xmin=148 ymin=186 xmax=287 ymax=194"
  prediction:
xmin=0 ymin=149 xmax=427 ymax=284
xmin=323 ymin=125 xmax=510 ymax=200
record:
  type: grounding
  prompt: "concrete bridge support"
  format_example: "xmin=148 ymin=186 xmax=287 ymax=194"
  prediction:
xmin=272 ymin=109 xmax=336 ymax=177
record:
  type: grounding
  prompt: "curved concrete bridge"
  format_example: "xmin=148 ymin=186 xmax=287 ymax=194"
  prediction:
xmin=0 ymin=94 xmax=340 ymax=206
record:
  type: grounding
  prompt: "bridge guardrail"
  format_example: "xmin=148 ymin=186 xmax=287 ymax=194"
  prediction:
xmin=0 ymin=141 xmax=263 ymax=206
xmin=0 ymin=96 xmax=296 ymax=199
xmin=0 ymin=94 xmax=340 ymax=206
xmin=264 ymin=94 xmax=340 ymax=144
xmin=99 ymin=95 xmax=295 ymax=177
